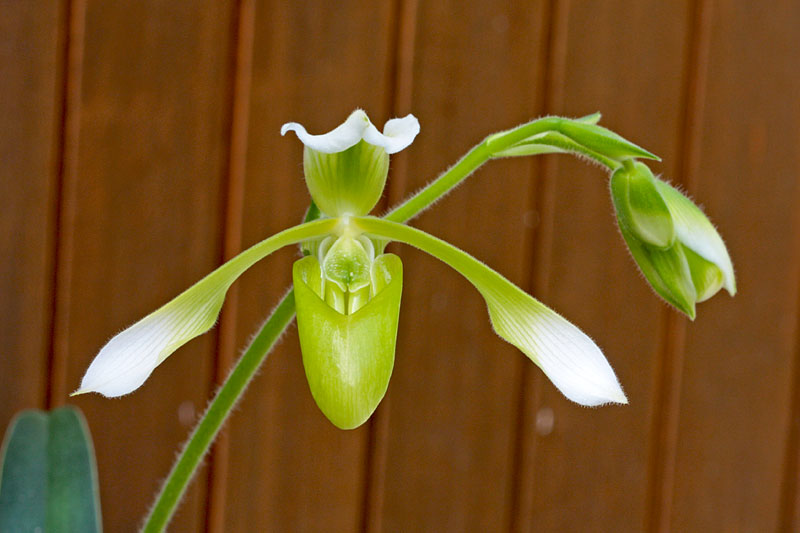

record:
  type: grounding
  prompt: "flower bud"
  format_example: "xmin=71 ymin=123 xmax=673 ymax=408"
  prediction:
xmin=612 ymin=166 xmax=735 ymax=319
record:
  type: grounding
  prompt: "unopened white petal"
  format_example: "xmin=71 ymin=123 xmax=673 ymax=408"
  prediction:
xmin=362 ymin=114 xmax=420 ymax=154
xmin=655 ymin=180 xmax=736 ymax=294
xmin=76 ymin=294 xmax=224 ymax=397
xmin=281 ymin=109 xmax=371 ymax=153
xmin=73 ymin=218 xmax=338 ymax=397
xmin=354 ymin=217 xmax=627 ymax=406
xmin=484 ymin=287 xmax=627 ymax=406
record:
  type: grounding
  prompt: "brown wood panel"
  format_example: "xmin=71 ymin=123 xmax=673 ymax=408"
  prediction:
xmin=61 ymin=2 xmax=235 ymax=530
xmin=376 ymin=2 xmax=547 ymax=530
xmin=672 ymin=2 xmax=800 ymax=530
xmin=524 ymin=2 xmax=691 ymax=531
xmin=0 ymin=2 xmax=63 ymax=426
xmin=220 ymin=2 xmax=396 ymax=531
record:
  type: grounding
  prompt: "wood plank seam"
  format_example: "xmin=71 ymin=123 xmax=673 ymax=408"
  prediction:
xmin=46 ymin=0 xmax=87 ymax=409
xmin=362 ymin=1 xmax=420 ymax=531
xmin=508 ymin=0 xmax=566 ymax=531
xmin=205 ymin=0 xmax=256 ymax=531
xmin=645 ymin=1 xmax=713 ymax=531
xmin=509 ymin=1 xmax=571 ymax=531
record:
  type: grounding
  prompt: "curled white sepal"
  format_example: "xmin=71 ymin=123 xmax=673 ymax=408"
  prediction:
xmin=73 ymin=218 xmax=338 ymax=397
xmin=354 ymin=217 xmax=627 ymax=406
xmin=281 ymin=109 xmax=419 ymax=154
xmin=362 ymin=115 xmax=420 ymax=154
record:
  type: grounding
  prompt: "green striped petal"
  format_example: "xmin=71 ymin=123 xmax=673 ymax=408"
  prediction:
xmin=354 ymin=217 xmax=626 ymax=407
xmin=74 ymin=218 xmax=338 ymax=398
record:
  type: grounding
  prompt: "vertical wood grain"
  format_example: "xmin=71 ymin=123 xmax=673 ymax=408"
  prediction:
xmin=376 ymin=1 xmax=547 ymax=530
xmin=523 ymin=2 xmax=690 ymax=531
xmin=510 ymin=0 xmax=566 ymax=529
xmin=362 ymin=1 xmax=417 ymax=531
xmin=1 ymin=3 xmax=798 ymax=531
xmin=0 ymin=1 xmax=64 ymax=426
xmin=646 ymin=1 xmax=712 ymax=530
xmin=220 ymin=2 xmax=396 ymax=531
xmin=60 ymin=2 xmax=235 ymax=530
xmin=205 ymin=0 xmax=256 ymax=531
xmin=671 ymin=1 xmax=800 ymax=530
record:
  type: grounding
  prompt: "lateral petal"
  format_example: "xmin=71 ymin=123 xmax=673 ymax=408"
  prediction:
xmin=74 ymin=218 xmax=338 ymax=397
xmin=354 ymin=217 xmax=627 ymax=406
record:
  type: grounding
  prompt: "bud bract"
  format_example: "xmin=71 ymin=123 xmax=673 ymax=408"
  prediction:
xmin=611 ymin=162 xmax=675 ymax=249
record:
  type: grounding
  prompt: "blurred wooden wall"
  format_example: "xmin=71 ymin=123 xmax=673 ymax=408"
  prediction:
xmin=2 ymin=1 xmax=799 ymax=531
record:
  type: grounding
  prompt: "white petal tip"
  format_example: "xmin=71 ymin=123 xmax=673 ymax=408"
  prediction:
xmin=280 ymin=122 xmax=303 ymax=137
xmin=376 ymin=114 xmax=421 ymax=154
xmin=514 ymin=310 xmax=628 ymax=408
xmin=69 ymin=389 xmax=89 ymax=397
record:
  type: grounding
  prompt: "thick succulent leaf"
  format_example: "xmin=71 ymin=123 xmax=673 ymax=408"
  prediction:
xmin=75 ymin=218 xmax=337 ymax=397
xmin=0 ymin=407 xmax=101 ymax=533
xmin=654 ymin=179 xmax=736 ymax=295
xmin=354 ymin=217 xmax=626 ymax=406
xmin=294 ymin=254 xmax=403 ymax=429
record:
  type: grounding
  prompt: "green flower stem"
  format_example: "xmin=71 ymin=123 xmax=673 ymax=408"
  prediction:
xmin=384 ymin=139 xmax=493 ymax=223
xmin=384 ymin=114 xmax=617 ymax=224
xmin=142 ymin=114 xmax=610 ymax=530
xmin=141 ymin=292 xmax=297 ymax=533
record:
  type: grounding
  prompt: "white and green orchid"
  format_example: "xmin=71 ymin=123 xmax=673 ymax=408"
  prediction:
xmin=76 ymin=109 xmax=734 ymax=433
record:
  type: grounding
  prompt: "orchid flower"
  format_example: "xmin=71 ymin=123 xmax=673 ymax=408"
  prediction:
xmin=75 ymin=109 xmax=734 ymax=431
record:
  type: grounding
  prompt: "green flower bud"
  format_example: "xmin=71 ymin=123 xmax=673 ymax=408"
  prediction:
xmin=612 ymin=166 xmax=735 ymax=319
xmin=610 ymin=161 xmax=676 ymax=249
xmin=293 ymin=244 xmax=403 ymax=429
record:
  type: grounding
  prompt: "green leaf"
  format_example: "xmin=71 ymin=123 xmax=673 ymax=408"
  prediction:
xmin=0 ymin=407 xmax=101 ymax=533
xmin=554 ymin=119 xmax=659 ymax=161
xmin=294 ymin=253 xmax=403 ymax=429
xmin=495 ymin=131 xmax=619 ymax=169
xmin=75 ymin=217 xmax=339 ymax=398
xmin=353 ymin=217 xmax=626 ymax=406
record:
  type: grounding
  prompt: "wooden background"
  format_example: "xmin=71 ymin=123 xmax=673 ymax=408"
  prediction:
xmin=2 ymin=1 xmax=799 ymax=531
